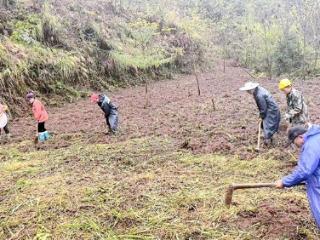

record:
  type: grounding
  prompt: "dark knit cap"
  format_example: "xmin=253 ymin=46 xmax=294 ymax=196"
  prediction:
xmin=288 ymin=126 xmax=307 ymax=143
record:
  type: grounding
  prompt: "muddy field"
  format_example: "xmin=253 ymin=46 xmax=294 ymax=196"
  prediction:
xmin=1 ymin=63 xmax=320 ymax=239
xmin=9 ymin=63 xmax=320 ymax=157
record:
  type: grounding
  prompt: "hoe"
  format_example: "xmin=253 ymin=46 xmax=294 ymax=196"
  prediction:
xmin=225 ymin=182 xmax=305 ymax=207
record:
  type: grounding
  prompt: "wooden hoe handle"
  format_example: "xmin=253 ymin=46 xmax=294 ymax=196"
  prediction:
xmin=225 ymin=182 xmax=305 ymax=207
xmin=232 ymin=183 xmax=276 ymax=190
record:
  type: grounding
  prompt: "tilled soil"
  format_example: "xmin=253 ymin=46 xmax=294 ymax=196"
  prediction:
xmin=8 ymin=63 xmax=320 ymax=159
xmin=2 ymin=63 xmax=320 ymax=239
xmin=235 ymin=199 xmax=311 ymax=239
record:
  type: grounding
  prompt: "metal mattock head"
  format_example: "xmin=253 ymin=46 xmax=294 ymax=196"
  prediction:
xmin=225 ymin=185 xmax=234 ymax=207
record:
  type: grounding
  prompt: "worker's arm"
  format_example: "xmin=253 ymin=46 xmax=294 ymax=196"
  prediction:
xmin=286 ymin=93 xmax=303 ymax=119
xmin=256 ymin=95 xmax=268 ymax=119
xmin=282 ymin=142 xmax=319 ymax=187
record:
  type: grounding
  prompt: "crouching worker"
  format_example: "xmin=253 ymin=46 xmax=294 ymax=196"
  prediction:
xmin=26 ymin=92 xmax=50 ymax=142
xmin=275 ymin=126 xmax=320 ymax=229
xmin=240 ymin=82 xmax=281 ymax=146
xmin=90 ymin=93 xmax=119 ymax=134
xmin=0 ymin=102 xmax=10 ymax=139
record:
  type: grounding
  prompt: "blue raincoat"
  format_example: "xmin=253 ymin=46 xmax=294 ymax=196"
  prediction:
xmin=282 ymin=125 xmax=320 ymax=228
xmin=253 ymin=86 xmax=281 ymax=139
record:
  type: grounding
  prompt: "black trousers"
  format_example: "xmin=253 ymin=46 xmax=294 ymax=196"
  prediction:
xmin=38 ymin=122 xmax=46 ymax=133
xmin=0 ymin=125 xmax=9 ymax=134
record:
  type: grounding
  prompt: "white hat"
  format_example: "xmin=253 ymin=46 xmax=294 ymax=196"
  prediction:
xmin=239 ymin=82 xmax=259 ymax=91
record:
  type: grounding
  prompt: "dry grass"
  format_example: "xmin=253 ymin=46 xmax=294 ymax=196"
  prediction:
xmin=0 ymin=135 xmax=319 ymax=239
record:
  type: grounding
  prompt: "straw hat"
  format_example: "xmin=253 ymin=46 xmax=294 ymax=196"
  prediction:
xmin=239 ymin=82 xmax=259 ymax=91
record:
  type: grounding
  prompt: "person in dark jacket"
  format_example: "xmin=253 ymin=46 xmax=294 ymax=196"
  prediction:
xmin=276 ymin=125 xmax=320 ymax=229
xmin=90 ymin=93 xmax=119 ymax=134
xmin=240 ymin=82 xmax=281 ymax=145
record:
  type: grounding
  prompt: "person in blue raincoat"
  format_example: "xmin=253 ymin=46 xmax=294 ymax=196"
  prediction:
xmin=240 ymin=82 xmax=281 ymax=145
xmin=90 ymin=93 xmax=119 ymax=134
xmin=276 ymin=125 xmax=320 ymax=228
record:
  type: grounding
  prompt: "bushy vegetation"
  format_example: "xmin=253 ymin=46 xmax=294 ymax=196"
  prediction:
xmin=0 ymin=5 xmax=87 ymax=112
xmin=204 ymin=0 xmax=320 ymax=79
xmin=0 ymin=0 xmax=211 ymax=113
xmin=109 ymin=19 xmax=174 ymax=70
xmin=121 ymin=0 xmax=316 ymax=78
xmin=2 ymin=0 xmax=320 ymax=112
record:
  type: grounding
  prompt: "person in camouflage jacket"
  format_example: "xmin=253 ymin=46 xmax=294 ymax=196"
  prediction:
xmin=279 ymin=79 xmax=309 ymax=126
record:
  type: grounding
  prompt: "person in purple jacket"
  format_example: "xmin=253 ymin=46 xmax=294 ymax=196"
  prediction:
xmin=275 ymin=125 xmax=320 ymax=228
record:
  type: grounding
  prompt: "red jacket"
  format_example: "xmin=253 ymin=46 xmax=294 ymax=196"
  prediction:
xmin=32 ymin=99 xmax=48 ymax=123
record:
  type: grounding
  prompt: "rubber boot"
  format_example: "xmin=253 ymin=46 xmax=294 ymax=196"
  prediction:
xmin=264 ymin=138 xmax=273 ymax=146
xmin=38 ymin=132 xmax=46 ymax=142
xmin=43 ymin=131 xmax=50 ymax=140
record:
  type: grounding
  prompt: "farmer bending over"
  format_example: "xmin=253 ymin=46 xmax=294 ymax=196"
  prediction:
xmin=276 ymin=126 xmax=320 ymax=229
xmin=90 ymin=93 xmax=119 ymax=134
xmin=279 ymin=79 xmax=309 ymax=127
xmin=26 ymin=92 xmax=50 ymax=142
xmin=240 ymin=82 xmax=281 ymax=146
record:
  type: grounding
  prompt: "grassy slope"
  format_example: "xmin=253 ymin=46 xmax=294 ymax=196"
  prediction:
xmin=0 ymin=0 xmax=211 ymax=115
xmin=0 ymin=134 xmax=318 ymax=239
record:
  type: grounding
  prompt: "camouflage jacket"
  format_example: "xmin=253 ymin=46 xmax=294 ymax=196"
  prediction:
xmin=286 ymin=88 xmax=309 ymax=125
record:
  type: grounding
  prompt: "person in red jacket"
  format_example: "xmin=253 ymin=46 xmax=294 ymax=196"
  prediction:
xmin=26 ymin=92 xmax=50 ymax=142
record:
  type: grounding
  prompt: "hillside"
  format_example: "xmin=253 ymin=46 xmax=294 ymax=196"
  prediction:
xmin=0 ymin=0 xmax=211 ymax=114
xmin=1 ymin=1 xmax=320 ymax=239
